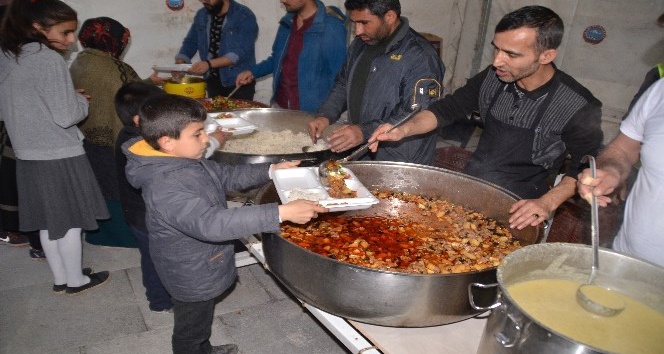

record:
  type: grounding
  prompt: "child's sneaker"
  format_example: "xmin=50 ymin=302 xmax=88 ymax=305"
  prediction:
xmin=0 ymin=231 xmax=29 ymax=247
xmin=29 ymin=248 xmax=47 ymax=260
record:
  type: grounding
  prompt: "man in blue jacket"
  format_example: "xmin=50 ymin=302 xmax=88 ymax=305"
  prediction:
xmin=307 ymin=0 xmax=445 ymax=165
xmin=176 ymin=0 xmax=257 ymax=99
xmin=235 ymin=0 xmax=347 ymax=113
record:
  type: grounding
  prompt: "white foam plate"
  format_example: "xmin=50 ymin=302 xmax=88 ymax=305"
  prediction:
xmin=152 ymin=64 xmax=192 ymax=72
xmin=273 ymin=167 xmax=379 ymax=211
xmin=207 ymin=112 xmax=238 ymax=120
xmin=214 ymin=117 xmax=256 ymax=135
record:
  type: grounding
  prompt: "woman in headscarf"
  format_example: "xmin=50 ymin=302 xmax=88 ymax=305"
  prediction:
xmin=69 ymin=17 xmax=162 ymax=248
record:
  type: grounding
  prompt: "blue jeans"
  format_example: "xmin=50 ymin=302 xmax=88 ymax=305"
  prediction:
xmin=172 ymin=297 xmax=215 ymax=354
xmin=129 ymin=225 xmax=173 ymax=311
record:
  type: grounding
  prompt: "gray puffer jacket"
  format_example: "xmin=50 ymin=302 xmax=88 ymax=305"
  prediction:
xmin=317 ymin=17 xmax=445 ymax=165
xmin=123 ymin=137 xmax=280 ymax=302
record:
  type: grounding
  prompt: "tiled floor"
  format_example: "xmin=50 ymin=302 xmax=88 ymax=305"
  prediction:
xmin=0 ymin=241 xmax=348 ymax=354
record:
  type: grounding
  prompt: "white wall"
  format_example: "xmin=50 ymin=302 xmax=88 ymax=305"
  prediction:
xmin=67 ymin=0 xmax=663 ymax=117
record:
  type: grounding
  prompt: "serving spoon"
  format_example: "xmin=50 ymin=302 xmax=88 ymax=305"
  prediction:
xmin=317 ymin=104 xmax=422 ymax=178
xmin=576 ymin=155 xmax=626 ymax=317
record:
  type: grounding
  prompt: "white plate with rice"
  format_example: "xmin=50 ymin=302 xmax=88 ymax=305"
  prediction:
xmin=273 ymin=167 xmax=379 ymax=211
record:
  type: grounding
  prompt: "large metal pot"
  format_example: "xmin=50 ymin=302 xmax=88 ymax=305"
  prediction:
xmin=255 ymin=161 xmax=543 ymax=327
xmin=211 ymin=108 xmax=331 ymax=166
xmin=473 ymin=243 xmax=664 ymax=353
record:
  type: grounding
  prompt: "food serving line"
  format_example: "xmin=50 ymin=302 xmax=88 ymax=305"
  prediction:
xmin=211 ymin=107 xmax=664 ymax=354
xmin=234 ymin=232 xmax=487 ymax=354
xmin=211 ymin=108 xmax=535 ymax=354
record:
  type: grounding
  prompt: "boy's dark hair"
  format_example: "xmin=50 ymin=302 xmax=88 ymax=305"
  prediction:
xmin=495 ymin=5 xmax=563 ymax=55
xmin=0 ymin=0 xmax=77 ymax=57
xmin=139 ymin=94 xmax=207 ymax=150
xmin=114 ymin=82 xmax=164 ymax=127
xmin=344 ymin=0 xmax=400 ymax=18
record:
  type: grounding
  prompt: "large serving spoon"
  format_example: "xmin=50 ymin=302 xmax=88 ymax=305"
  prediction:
xmin=576 ymin=155 xmax=626 ymax=317
xmin=317 ymin=104 xmax=422 ymax=178
xmin=226 ymin=85 xmax=241 ymax=99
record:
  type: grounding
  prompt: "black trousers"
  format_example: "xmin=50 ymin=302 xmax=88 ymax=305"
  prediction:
xmin=172 ymin=297 xmax=216 ymax=354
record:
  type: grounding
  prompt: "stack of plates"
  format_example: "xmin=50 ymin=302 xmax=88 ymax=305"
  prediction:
xmin=273 ymin=167 xmax=379 ymax=211
xmin=152 ymin=64 xmax=192 ymax=72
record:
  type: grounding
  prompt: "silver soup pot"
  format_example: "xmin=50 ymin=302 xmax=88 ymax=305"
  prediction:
xmin=470 ymin=243 xmax=664 ymax=354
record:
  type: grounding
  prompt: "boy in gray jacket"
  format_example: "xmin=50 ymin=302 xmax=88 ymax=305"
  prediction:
xmin=123 ymin=94 xmax=327 ymax=354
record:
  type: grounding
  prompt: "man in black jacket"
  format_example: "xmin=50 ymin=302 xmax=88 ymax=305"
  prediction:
xmin=308 ymin=0 xmax=444 ymax=165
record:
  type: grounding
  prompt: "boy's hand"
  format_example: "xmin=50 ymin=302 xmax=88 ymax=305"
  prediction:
xmin=278 ymin=200 xmax=328 ymax=224
xmin=273 ymin=160 xmax=301 ymax=171
xmin=208 ymin=130 xmax=233 ymax=148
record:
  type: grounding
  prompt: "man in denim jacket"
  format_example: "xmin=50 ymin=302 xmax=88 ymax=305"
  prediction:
xmin=236 ymin=0 xmax=347 ymax=113
xmin=176 ymin=0 xmax=257 ymax=99
xmin=307 ymin=0 xmax=444 ymax=165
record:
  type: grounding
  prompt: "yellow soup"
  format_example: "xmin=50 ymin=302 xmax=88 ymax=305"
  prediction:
xmin=507 ymin=278 xmax=664 ymax=354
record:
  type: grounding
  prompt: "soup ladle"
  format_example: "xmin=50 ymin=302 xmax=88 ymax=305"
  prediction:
xmin=576 ymin=155 xmax=626 ymax=317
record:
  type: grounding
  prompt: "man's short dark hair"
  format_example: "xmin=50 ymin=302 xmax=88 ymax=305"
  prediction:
xmin=138 ymin=94 xmax=207 ymax=150
xmin=114 ymin=82 xmax=164 ymax=127
xmin=495 ymin=5 xmax=564 ymax=54
xmin=344 ymin=0 xmax=400 ymax=18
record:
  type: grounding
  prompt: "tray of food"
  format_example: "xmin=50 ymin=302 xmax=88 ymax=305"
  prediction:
xmin=272 ymin=167 xmax=379 ymax=211
xmin=207 ymin=112 xmax=238 ymax=119
xmin=200 ymin=96 xmax=268 ymax=111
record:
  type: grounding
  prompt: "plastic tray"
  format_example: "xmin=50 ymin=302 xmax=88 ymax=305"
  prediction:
xmin=273 ymin=167 xmax=379 ymax=211
xmin=213 ymin=117 xmax=256 ymax=135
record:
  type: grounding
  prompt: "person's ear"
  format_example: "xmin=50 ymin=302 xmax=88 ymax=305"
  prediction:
xmin=539 ymin=48 xmax=557 ymax=65
xmin=384 ymin=10 xmax=398 ymax=26
xmin=32 ymin=23 xmax=45 ymax=34
xmin=132 ymin=115 xmax=140 ymax=127
xmin=157 ymin=136 xmax=174 ymax=152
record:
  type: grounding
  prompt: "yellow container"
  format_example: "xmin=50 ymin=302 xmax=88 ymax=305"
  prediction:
xmin=163 ymin=77 xmax=206 ymax=99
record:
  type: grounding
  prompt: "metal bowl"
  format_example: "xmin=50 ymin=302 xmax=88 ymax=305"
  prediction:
xmin=211 ymin=108 xmax=331 ymax=166
xmin=255 ymin=161 xmax=543 ymax=327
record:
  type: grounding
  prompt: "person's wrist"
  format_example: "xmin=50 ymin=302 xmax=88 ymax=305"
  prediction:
xmin=205 ymin=60 xmax=213 ymax=72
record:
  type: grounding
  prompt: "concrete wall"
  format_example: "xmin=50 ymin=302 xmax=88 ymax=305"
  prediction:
xmin=66 ymin=0 xmax=663 ymax=119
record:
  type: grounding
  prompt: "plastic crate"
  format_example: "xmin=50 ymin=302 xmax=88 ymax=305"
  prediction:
xmin=433 ymin=146 xmax=472 ymax=172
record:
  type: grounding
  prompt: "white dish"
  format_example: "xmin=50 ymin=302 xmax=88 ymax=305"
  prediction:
xmin=152 ymin=64 xmax=192 ymax=72
xmin=207 ymin=112 xmax=238 ymax=119
xmin=273 ymin=167 xmax=379 ymax=212
xmin=214 ymin=117 xmax=256 ymax=135
xmin=204 ymin=118 xmax=220 ymax=134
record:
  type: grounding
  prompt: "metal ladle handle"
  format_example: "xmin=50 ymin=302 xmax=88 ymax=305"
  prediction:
xmin=226 ymin=85 xmax=241 ymax=99
xmin=581 ymin=155 xmax=599 ymax=283
xmin=342 ymin=104 xmax=422 ymax=162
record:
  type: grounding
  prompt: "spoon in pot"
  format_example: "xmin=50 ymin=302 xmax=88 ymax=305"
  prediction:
xmin=576 ymin=155 xmax=625 ymax=317
xmin=317 ymin=104 xmax=422 ymax=178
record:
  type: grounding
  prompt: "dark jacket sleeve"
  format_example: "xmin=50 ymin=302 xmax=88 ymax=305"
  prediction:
xmin=315 ymin=40 xmax=361 ymax=122
xmin=560 ymin=99 xmax=603 ymax=178
xmin=149 ymin=163 xmax=280 ymax=243
xmin=428 ymin=67 xmax=491 ymax=133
